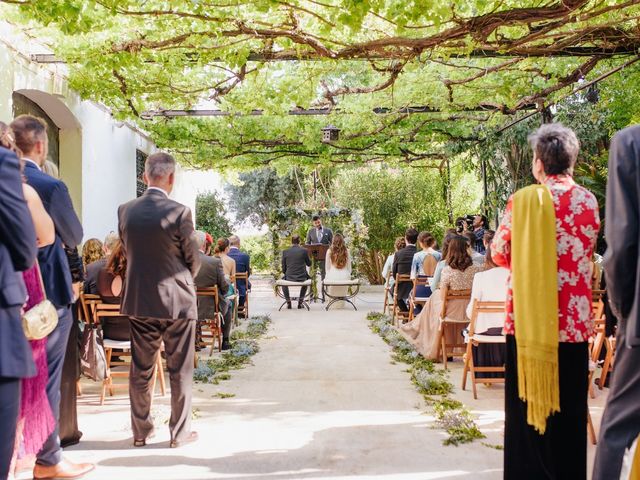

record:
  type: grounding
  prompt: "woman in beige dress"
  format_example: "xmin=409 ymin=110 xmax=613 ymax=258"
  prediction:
xmin=214 ymin=237 xmax=236 ymax=281
xmin=400 ymin=235 xmax=484 ymax=360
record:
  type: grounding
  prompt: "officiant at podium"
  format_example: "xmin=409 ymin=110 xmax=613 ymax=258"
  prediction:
xmin=305 ymin=214 xmax=333 ymax=280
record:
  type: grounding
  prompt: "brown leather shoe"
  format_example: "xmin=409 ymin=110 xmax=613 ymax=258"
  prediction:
xmin=169 ymin=431 xmax=198 ymax=448
xmin=33 ymin=459 xmax=95 ymax=479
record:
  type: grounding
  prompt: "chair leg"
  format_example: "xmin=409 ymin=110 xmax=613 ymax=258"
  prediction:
xmin=599 ymin=339 xmax=613 ymax=390
xmin=462 ymin=342 xmax=472 ymax=391
xmin=587 ymin=410 xmax=597 ymax=445
xmin=469 ymin=352 xmax=478 ymax=400
xmin=439 ymin=326 xmax=447 ymax=370
xmin=100 ymin=348 xmax=112 ymax=405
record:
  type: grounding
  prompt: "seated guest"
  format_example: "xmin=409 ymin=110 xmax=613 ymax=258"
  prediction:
xmin=465 ymin=234 xmax=508 ymax=378
xmin=84 ymin=232 xmax=119 ymax=295
xmin=194 ymin=231 xmax=233 ymax=350
xmin=381 ymin=237 xmax=406 ymax=297
xmin=431 ymin=231 xmax=457 ymax=290
xmin=96 ymin=240 xmax=130 ymax=341
xmin=392 ymin=228 xmax=419 ymax=311
xmin=214 ymin=237 xmax=236 ymax=281
xmin=81 ymin=238 xmax=103 ymax=270
xmin=410 ymin=232 xmax=442 ymax=311
xmin=401 ymin=235 xmax=484 ymax=360
xmin=464 ymin=231 xmax=485 ymax=265
xmin=227 ymin=235 xmax=251 ymax=315
xmin=281 ymin=234 xmax=311 ymax=309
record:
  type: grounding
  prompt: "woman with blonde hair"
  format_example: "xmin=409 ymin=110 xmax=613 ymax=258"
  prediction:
xmin=324 ymin=233 xmax=352 ymax=308
xmin=81 ymin=238 xmax=104 ymax=269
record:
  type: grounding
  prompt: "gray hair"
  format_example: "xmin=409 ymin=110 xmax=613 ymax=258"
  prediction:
xmin=42 ymin=160 xmax=59 ymax=178
xmin=528 ymin=123 xmax=580 ymax=175
xmin=195 ymin=230 xmax=207 ymax=248
xmin=103 ymin=232 xmax=119 ymax=252
xmin=145 ymin=152 xmax=175 ymax=181
xmin=229 ymin=235 xmax=240 ymax=247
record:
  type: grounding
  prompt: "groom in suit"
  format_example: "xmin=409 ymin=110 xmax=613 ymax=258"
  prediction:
xmin=118 ymin=152 xmax=201 ymax=448
xmin=12 ymin=115 xmax=93 ymax=479
xmin=282 ymin=235 xmax=312 ymax=309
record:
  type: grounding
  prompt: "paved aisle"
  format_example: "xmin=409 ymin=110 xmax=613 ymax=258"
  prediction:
xmin=65 ymin=281 xmax=503 ymax=480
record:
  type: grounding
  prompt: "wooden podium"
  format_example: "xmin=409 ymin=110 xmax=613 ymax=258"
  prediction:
xmin=303 ymin=243 xmax=329 ymax=302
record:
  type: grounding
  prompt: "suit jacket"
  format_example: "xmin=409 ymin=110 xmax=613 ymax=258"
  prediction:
xmin=228 ymin=247 xmax=251 ymax=296
xmin=118 ymin=189 xmax=201 ymax=320
xmin=604 ymin=124 xmax=640 ymax=346
xmin=0 ymin=147 xmax=37 ymax=378
xmin=24 ymin=161 xmax=83 ymax=307
xmin=306 ymin=226 xmax=333 ymax=246
xmin=84 ymin=258 xmax=107 ymax=295
xmin=282 ymin=245 xmax=311 ymax=282
xmin=194 ymin=252 xmax=229 ymax=320
xmin=392 ymin=244 xmax=417 ymax=300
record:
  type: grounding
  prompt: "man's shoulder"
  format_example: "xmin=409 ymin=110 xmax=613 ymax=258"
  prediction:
xmin=86 ymin=258 xmax=106 ymax=272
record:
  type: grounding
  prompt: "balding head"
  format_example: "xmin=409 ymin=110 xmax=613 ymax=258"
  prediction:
xmin=144 ymin=152 xmax=176 ymax=194
xmin=229 ymin=235 xmax=240 ymax=248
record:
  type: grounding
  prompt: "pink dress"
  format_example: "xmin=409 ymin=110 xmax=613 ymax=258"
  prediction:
xmin=19 ymin=265 xmax=55 ymax=456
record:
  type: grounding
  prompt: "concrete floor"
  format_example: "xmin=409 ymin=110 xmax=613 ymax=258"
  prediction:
xmin=57 ymin=280 xmax=608 ymax=480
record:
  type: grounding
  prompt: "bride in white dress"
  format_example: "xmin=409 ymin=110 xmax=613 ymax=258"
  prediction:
xmin=324 ymin=233 xmax=352 ymax=308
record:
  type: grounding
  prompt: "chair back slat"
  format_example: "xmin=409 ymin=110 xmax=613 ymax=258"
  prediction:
xmin=468 ymin=299 xmax=506 ymax=336
xmin=440 ymin=285 xmax=472 ymax=320
xmin=79 ymin=293 xmax=101 ymax=324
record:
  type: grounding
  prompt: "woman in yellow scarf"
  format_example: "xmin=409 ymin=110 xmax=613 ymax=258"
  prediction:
xmin=492 ymin=123 xmax=600 ymax=479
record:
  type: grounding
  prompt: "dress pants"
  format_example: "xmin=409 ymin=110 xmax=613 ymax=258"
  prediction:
xmin=129 ymin=317 xmax=195 ymax=443
xmin=282 ymin=286 xmax=307 ymax=305
xmin=0 ymin=377 xmax=20 ymax=480
xmin=60 ymin=309 xmax=82 ymax=447
xmin=593 ymin=319 xmax=640 ymax=479
xmin=37 ymin=306 xmax=72 ymax=467
xmin=504 ymin=335 xmax=588 ymax=480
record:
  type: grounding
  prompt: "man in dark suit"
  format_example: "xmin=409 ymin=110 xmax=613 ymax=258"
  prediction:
xmin=593 ymin=125 xmax=640 ymax=479
xmin=194 ymin=230 xmax=233 ymax=350
xmin=0 ymin=146 xmax=38 ymax=480
xmin=84 ymin=231 xmax=119 ymax=295
xmin=227 ymin=234 xmax=251 ymax=314
xmin=282 ymin=234 xmax=312 ymax=309
xmin=392 ymin=227 xmax=419 ymax=312
xmin=306 ymin=214 xmax=333 ymax=279
xmin=11 ymin=116 xmax=93 ymax=479
xmin=118 ymin=152 xmax=201 ymax=449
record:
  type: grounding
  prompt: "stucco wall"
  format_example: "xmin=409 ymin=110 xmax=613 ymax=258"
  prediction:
xmin=0 ymin=22 xmax=160 ymax=243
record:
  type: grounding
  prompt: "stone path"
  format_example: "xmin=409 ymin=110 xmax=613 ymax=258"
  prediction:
xmin=57 ymin=278 xmax=606 ymax=480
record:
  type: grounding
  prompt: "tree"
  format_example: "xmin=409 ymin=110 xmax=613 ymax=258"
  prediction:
xmin=225 ymin=168 xmax=302 ymax=227
xmin=195 ymin=192 xmax=232 ymax=240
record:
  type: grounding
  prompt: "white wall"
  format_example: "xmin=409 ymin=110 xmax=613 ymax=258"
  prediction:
xmin=0 ymin=21 xmax=158 ymax=243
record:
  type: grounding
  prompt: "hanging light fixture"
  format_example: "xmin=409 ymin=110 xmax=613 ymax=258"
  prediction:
xmin=321 ymin=125 xmax=340 ymax=142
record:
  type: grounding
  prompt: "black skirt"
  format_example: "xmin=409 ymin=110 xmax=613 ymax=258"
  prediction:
xmin=471 ymin=327 xmax=505 ymax=379
xmin=504 ymin=335 xmax=588 ymax=480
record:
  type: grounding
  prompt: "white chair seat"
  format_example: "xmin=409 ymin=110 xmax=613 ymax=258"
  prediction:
xmin=103 ymin=339 xmax=131 ymax=349
xmin=471 ymin=334 xmax=506 ymax=344
xmin=413 ymin=296 xmax=430 ymax=302
xmin=276 ymin=279 xmax=312 ymax=287
xmin=322 ymin=279 xmax=360 ymax=286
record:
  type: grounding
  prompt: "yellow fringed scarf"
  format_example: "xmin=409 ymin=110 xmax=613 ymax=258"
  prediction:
xmin=511 ymin=184 xmax=560 ymax=434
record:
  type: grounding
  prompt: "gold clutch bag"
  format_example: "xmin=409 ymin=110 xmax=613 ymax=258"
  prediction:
xmin=22 ymin=299 xmax=58 ymax=340
xmin=21 ymin=262 xmax=59 ymax=340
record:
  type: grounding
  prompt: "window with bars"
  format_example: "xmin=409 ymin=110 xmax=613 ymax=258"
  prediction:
xmin=136 ymin=150 xmax=147 ymax=197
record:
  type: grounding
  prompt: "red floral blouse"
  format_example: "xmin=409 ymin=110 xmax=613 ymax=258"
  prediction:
xmin=492 ymin=175 xmax=600 ymax=342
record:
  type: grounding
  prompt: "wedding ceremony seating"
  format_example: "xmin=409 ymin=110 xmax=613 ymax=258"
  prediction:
xmin=234 ymin=271 xmax=251 ymax=318
xmin=461 ymin=300 xmax=506 ymax=399
xmin=322 ymin=278 xmax=361 ymax=311
xmin=382 ymin=270 xmax=393 ymax=315
xmin=408 ymin=276 xmax=432 ymax=321
xmin=438 ymin=285 xmax=472 ymax=369
xmin=275 ymin=279 xmax=313 ymax=310
xmin=196 ymin=286 xmax=225 ymax=356
xmin=391 ymin=273 xmax=412 ymax=325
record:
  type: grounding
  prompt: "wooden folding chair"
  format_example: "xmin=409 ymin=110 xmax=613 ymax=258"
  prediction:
xmin=77 ymin=293 xmax=101 ymax=396
xmin=382 ymin=270 xmax=393 ymax=315
xmin=196 ymin=287 xmax=224 ymax=357
xmin=391 ymin=274 xmax=412 ymax=326
xmin=94 ymin=303 xmax=165 ymax=405
xmin=439 ymin=285 xmax=472 ymax=369
xmin=233 ymin=272 xmax=250 ymax=319
xmin=461 ymin=300 xmax=506 ymax=399
xmin=599 ymin=334 xmax=616 ymax=390
xmin=408 ymin=276 xmax=432 ymax=321
xmin=588 ymin=295 xmax=606 ymax=398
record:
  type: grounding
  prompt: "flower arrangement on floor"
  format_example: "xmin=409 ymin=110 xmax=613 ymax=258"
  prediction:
xmin=367 ymin=311 xmax=485 ymax=446
xmin=194 ymin=315 xmax=271 ymax=384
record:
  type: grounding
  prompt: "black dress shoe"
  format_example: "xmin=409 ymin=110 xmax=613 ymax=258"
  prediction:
xmin=297 ymin=303 xmax=305 ymax=309
xmin=221 ymin=340 xmax=231 ymax=350
xmin=170 ymin=431 xmax=198 ymax=448
xmin=286 ymin=303 xmax=292 ymax=309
